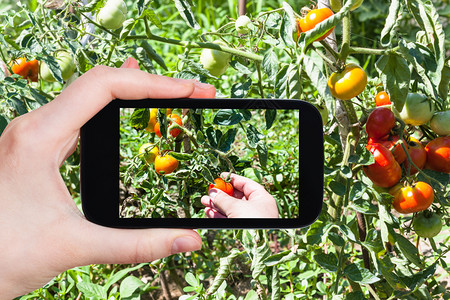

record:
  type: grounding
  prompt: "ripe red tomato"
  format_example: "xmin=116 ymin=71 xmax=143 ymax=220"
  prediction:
xmin=10 ymin=57 xmax=39 ymax=82
xmin=209 ymin=178 xmax=234 ymax=196
xmin=328 ymin=63 xmax=367 ymax=100
xmin=425 ymin=136 xmax=450 ymax=174
xmin=403 ymin=137 xmax=426 ymax=176
xmin=413 ymin=210 xmax=442 ymax=238
xmin=391 ymin=181 xmax=434 ymax=214
xmin=154 ymin=154 xmax=179 ymax=175
xmin=366 ymin=107 xmax=396 ymax=140
xmin=375 ymin=91 xmax=391 ymax=106
xmin=363 ymin=143 xmax=402 ymax=188
xmin=369 ymin=135 xmax=407 ymax=164
xmin=154 ymin=114 xmax=183 ymax=138
xmin=298 ymin=8 xmax=334 ymax=41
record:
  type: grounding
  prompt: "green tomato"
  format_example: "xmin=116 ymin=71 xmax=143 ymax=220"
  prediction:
xmin=399 ymin=93 xmax=434 ymax=126
xmin=330 ymin=0 xmax=364 ymax=12
xmin=200 ymin=41 xmax=231 ymax=77
xmin=235 ymin=15 xmax=251 ymax=34
xmin=40 ymin=51 xmax=76 ymax=82
xmin=97 ymin=0 xmax=127 ymax=30
xmin=314 ymin=103 xmax=329 ymax=126
xmin=430 ymin=111 xmax=450 ymax=136
xmin=413 ymin=211 xmax=442 ymax=238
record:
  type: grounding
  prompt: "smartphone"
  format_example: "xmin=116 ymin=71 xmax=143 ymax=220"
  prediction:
xmin=80 ymin=98 xmax=324 ymax=229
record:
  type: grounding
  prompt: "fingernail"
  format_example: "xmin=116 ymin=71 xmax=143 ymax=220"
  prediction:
xmin=172 ymin=236 xmax=201 ymax=254
xmin=209 ymin=189 xmax=218 ymax=199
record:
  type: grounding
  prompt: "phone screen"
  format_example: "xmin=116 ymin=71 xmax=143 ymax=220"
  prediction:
xmin=119 ymin=108 xmax=299 ymax=219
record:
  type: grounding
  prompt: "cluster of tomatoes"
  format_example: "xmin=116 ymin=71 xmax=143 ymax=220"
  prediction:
xmin=362 ymin=94 xmax=449 ymax=238
xmin=138 ymin=109 xmax=182 ymax=176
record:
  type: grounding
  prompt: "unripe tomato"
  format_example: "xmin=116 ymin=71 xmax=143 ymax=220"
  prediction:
xmin=209 ymin=178 xmax=234 ymax=196
xmin=392 ymin=181 xmax=434 ymax=214
xmin=429 ymin=111 xmax=450 ymax=136
xmin=375 ymin=91 xmax=391 ymax=107
xmin=97 ymin=0 xmax=127 ymax=30
xmin=363 ymin=143 xmax=402 ymax=188
xmin=154 ymin=114 xmax=183 ymax=138
xmin=235 ymin=15 xmax=251 ymax=34
xmin=399 ymin=93 xmax=434 ymax=126
xmin=10 ymin=57 xmax=39 ymax=82
xmin=200 ymin=41 xmax=232 ymax=77
xmin=413 ymin=211 xmax=442 ymax=238
xmin=298 ymin=8 xmax=334 ymax=41
xmin=328 ymin=63 xmax=367 ymax=100
xmin=403 ymin=137 xmax=426 ymax=176
xmin=154 ymin=154 xmax=179 ymax=175
xmin=425 ymin=136 xmax=450 ymax=174
xmin=369 ymin=135 xmax=407 ymax=164
xmin=40 ymin=51 xmax=76 ymax=82
xmin=314 ymin=103 xmax=329 ymax=125
xmin=330 ymin=0 xmax=364 ymax=12
xmin=138 ymin=144 xmax=159 ymax=165
xmin=366 ymin=107 xmax=396 ymax=140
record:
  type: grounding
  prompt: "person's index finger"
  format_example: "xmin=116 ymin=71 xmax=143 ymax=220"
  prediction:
xmin=32 ymin=66 xmax=196 ymax=139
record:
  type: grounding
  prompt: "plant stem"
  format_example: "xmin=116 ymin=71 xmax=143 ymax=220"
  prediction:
xmin=256 ymin=62 xmax=265 ymax=98
xmin=339 ymin=14 xmax=351 ymax=62
xmin=348 ymin=46 xmax=399 ymax=56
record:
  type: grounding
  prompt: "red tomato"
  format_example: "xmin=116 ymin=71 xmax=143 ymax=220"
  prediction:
xmin=366 ymin=107 xmax=396 ymax=140
xmin=425 ymin=136 xmax=450 ymax=174
xmin=369 ymin=135 xmax=407 ymax=164
xmin=391 ymin=182 xmax=434 ymax=214
xmin=403 ymin=137 xmax=426 ymax=176
xmin=363 ymin=143 xmax=402 ymax=188
xmin=209 ymin=178 xmax=234 ymax=196
xmin=298 ymin=8 xmax=334 ymax=41
xmin=375 ymin=91 xmax=391 ymax=106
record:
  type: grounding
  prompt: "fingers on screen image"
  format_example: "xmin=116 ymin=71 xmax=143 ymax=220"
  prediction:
xmin=119 ymin=108 xmax=299 ymax=219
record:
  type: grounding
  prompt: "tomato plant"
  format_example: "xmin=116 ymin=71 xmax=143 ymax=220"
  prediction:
xmin=391 ymin=181 xmax=434 ymax=214
xmin=298 ymin=8 xmax=334 ymax=41
xmin=374 ymin=91 xmax=391 ymax=106
xmin=413 ymin=210 xmax=443 ymax=238
xmin=328 ymin=63 xmax=367 ymax=100
xmin=363 ymin=143 xmax=402 ymax=188
xmin=209 ymin=178 xmax=234 ymax=196
xmin=425 ymin=136 xmax=450 ymax=174
xmin=365 ymin=107 xmax=395 ymax=140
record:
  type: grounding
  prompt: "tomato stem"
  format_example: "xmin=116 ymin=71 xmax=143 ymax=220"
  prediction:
xmin=339 ymin=14 xmax=351 ymax=62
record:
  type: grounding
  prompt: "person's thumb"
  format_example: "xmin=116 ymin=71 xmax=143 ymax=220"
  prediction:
xmin=74 ymin=223 xmax=202 ymax=265
xmin=209 ymin=188 xmax=237 ymax=217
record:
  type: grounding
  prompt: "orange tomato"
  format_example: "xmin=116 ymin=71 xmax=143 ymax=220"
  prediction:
xmin=392 ymin=182 xmax=434 ymax=214
xmin=10 ymin=57 xmax=39 ymax=82
xmin=154 ymin=114 xmax=183 ymax=138
xmin=375 ymin=91 xmax=391 ymax=106
xmin=298 ymin=8 xmax=334 ymax=41
xmin=209 ymin=178 xmax=234 ymax=196
xmin=154 ymin=154 xmax=179 ymax=175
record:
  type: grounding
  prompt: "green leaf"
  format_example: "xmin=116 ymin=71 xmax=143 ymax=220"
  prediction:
xmin=230 ymin=60 xmax=252 ymax=75
xmin=280 ymin=2 xmax=296 ymax=48
xmin=231 ymin=79 xmax=252 ymax=98
xmin=213 ymin=109 xmax=243 ymax=126
xmin=120 ymin=276 xmax=144 ymax=299
xmin=396 ymin=263 xmax=437 ymax=296
xmin=141 ymin=41 xmax=168 ymax=71
xmin=184 ymin=272 xmax=198 ymax=287
xmin=244 ymin=290 xmax=259 ymax=300
xmin=135 ymin=47 xmax=156 ymax=74
xmin=262 ymin=49 xmax=278 ymax=82
xmin=329 ymin=180 xmax=346 ymax=196
xmin=345 ymin=291 xmax=366 ymax=300
xmin=76 ymin=282 xmax=107 ymax=299
xmin=173 ymin=0 xmax=200 ymax=30
xmin=328 ymin=231 xmax=346 ymax=247
xmin=104 ymin=264 xmax=147 ymax=291
xmin=314 ymin=252 xmax=338 ymax=272
xmin=28 ymin=87 xmax=48 ymax=106
xmin=120 ymin=19 xmax=138 ymax=40
xmin=375 ymin=54 xmax=410 ymax=112
xmin=274 ymin=64 xmax=289 ymax=98
xmin=130 ymin=108 xmax=150 ymax=131
xmin=286 ymin=63 xmax=300 ymax=100
xmin=303 ymin=54 xmax=334 ymax=103
xmin=0 ymin=114 xmax=9 ymax=136
xmin=265 ymin=109 xmax=276 ymax=130
xmin=217 ymin=128 xmax=237 ymax=152
xmin=380 ymin=0 xmax=401 ymax=47
xmin=78 ymin=0 xmax=104 ymax=12
xmin=392 ymin=231 xmax=423 ymax=268
xmin=438 ymin=65 xmax=450 ymax=100
xmin=343 ymin=264 xmax=380 ymax=284
xmin=257 ymin=141 xmax=268 ymax=168
xmin=246 ymin=124 xmax=263 ymax=148
xmin=42 ymin=55 xmax=63 ymax=84
xmin=169 ymin=152 xmax=193 ymax=161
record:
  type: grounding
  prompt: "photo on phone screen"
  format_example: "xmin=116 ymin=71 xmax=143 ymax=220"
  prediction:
xmin=119 ymin=107 xmax=299 ymax=219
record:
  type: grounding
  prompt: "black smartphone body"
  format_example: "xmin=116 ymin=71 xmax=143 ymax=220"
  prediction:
xmin=80 ymin=98 xmax=324 ymax=229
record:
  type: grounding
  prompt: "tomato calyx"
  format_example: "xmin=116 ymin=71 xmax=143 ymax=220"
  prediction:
xmin=208 ymin=176 xmax=234 ymax=196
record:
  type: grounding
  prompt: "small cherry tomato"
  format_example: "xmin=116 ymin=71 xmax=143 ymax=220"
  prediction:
xmin=363 ymin=143 xmax=402 ymax=188
xmin=403 ymin=137 xmax=426 ymax=176
xmin=366 ymin=107 xmax=396 ymax=140
xmin=298 ymin=8 xmax=335 ymax=41
xmin=425 ymin=136 xmax=450 ymax=174
xmin=154 ymin=114 xmax=183 ymax=138
xmin=392 ymin=181 xmax=434 ymax=214
xmin=375 ymin=91 xmax=391 ymax=106
xmin=209 ymin=178 xmax=234 ymax=196
xmin=154 ymin=154 xmax=179 ymax=175
xmin=413 ymin=210 xmax=443 ymax=238
xmin=328 ymin=63 xmax=367 ymax=100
